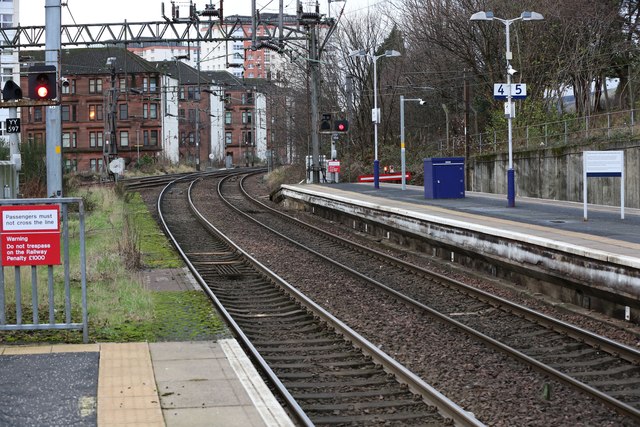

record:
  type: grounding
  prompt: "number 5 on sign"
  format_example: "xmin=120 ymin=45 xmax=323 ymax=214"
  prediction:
xmin=493 ymin=83 xmax=527 ymax=100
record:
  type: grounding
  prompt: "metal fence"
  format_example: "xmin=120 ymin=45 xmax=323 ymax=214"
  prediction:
xmin=0 ymin=197 xmax=88 ymax=342
xmin=468 ymin=108 xmax=638 ymax=155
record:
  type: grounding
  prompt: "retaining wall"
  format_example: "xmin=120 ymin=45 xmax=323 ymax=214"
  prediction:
xmin=469 ymin=141 xmax=640 ymax=208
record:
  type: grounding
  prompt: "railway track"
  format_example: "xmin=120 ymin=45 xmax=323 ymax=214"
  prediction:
xmin=211 ymin=171 xmax=640 ymax=423
xmin=157 ymin=173 xmax=481 ymax=426
xmin=119 ymin=167 xmax=265 ymax=191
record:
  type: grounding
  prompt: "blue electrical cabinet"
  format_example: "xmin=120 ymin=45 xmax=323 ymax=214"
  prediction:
xmin=424 ymin=157 xmax=465 ymax=199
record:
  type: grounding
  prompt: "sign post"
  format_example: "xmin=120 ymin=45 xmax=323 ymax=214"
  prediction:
xmin=583 ymin=151 xmax=624 ymax=220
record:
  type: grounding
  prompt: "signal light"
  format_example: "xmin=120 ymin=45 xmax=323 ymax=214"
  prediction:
xmin=2 ymin=80 xmax=22 ymax=101
xmin=28 ymin=65 xmax=57 ymax=100
xmin=320 ymin=113 xmax=331 ymax=132
xmin=334 ymin=119 xmax=349 ymax=133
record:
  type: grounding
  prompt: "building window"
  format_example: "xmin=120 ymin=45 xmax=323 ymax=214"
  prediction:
xmin=70 ymin=80 xmax=76 ymax=94
xmin=90 ymin=158 xmax=103 ymax=172
xmin=188 ymin=109 xmax=196 ymax=122
xmin=143 ymin=103 xmax=157 ymax=119
xmin=119 ymin=104 xmax=128 ymax=120
xmin=89 ymin=131 xmax=104 ymax=148
xmin=243 ymin=131 xmax=253 ymax=145
xmin=33 ymin=133 xmax=44 ymax=144
xmin=179 ymin=87 xmax=185 ymax=100
xmin=61 ymin=105 xmax=77 ymax=122
xmin=225 ymin=132 xmax=232 ymax=145
xmin=33 ymin=107 xmax=43 ymax=122
xmin=179 ymin=108 xmax=185 ymax=119
xmin=225 ymin=111 xmax=232 ymax=125
xmin=64 ymin=159 xmax=77 ymax=173
xmin=143 ymin=77 xmax=159 ymax=92
xmin=62 ymin=132 xmax=77 ymax=148
xmin=188 ymin=133 xmax=195 ymax=146
xmin=119 ymin=77 xmax=127 ymax=92
xmin=89 ymin=104 xmax=103 ymax=121
xmin=143 ymin=130 xmax=159 ymax=146
xmin=187 ymin=86 xmax=200 ymax=100
xmin=120 ymin=131 xmax=129 ymax=147
xmin=149 ymin=76 xmax=158 ymax=92
xmin=89 ymin=79 xmax=103 ymax=94
xmin=0 ymin=14 xmax=12 ymax=28
xmin=1 ymin=67 xmax=12 ymax=88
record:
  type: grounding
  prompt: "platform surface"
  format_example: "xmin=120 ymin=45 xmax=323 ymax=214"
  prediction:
xmin=0 ymin=340 xmax=294 ymax=427
xmin=283 ymin=182 xmax=640 ymax=264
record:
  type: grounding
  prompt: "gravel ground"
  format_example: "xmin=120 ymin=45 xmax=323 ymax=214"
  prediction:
xmin=141 ymin=175 xmax=640 ymax=426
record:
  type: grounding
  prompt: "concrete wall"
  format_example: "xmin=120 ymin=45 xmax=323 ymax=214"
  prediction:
xmin=469 ymin=141 xmax=640 ymax=208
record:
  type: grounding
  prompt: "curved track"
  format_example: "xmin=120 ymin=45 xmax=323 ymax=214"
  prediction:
xmin=157 ymin=172 xmax=481 ymax=426
xmin=215 ymin=171 xmax=640 ymax=423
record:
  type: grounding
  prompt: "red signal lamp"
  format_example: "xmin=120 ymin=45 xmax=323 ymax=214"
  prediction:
xmin=28 ymin=65 xmax=57 ymax=101
xmin=333 ymin=119 xmax=349 ymax=133
xmin=36 ymin=85 xmax=49 ymax=98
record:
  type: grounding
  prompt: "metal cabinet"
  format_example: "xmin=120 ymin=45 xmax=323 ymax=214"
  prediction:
xmin=423 ymin=157 xmax=465 ymax=199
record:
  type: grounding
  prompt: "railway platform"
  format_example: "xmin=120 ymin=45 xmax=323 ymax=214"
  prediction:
xmin=0 ymin=340 xmax=294 ymax=427
xmin=278 ymin=182 xmax=640 ymax=321
xmin=0 ymin=266 xmax=294 ymax=427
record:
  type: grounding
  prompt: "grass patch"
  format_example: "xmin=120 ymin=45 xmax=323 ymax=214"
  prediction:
xmin=0 ymin=187 xmax=228 ymax=344
xmin=92 ymin=291 xmax=229 ymax=343
xmin=123 ymin=192 xmax=184 ymax=269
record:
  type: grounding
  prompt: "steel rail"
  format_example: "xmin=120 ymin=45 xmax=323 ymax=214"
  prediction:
xmin=239 ymin=173 xmax=640 ymax=363
xmin=215 ymin=174 xmax=484 ymax=427
xmin=232 ymin=172 xmax=640 ymax=423
xmin=156 ymin=172 xmax=314 ymax=427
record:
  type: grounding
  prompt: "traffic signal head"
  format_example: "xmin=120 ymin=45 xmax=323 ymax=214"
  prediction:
xmin=334 ymin=119 xmax=349 ymax=133
xmin=320 ymin=113 xmax=332 ymax=132
xmin=2 ymin=80 xmax=22 ymax=101
xmin=28 ymin=65 xmax=57 ymax=100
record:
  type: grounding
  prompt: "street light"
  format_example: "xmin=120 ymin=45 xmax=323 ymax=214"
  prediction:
xmin=470 ymin=10 xmax=543 ymax=207
xmin=350 ymin=48 xmax=401 ymax=189
xmin=400 ymin=96 xmax=424 ymax=190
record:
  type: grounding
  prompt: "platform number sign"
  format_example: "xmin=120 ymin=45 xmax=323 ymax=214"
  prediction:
xmin=493 ymin=83 xmax=527 ymax=100
xmin=5 ymin=118 xmax=20 ymax=133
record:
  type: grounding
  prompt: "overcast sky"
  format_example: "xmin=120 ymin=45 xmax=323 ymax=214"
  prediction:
xmin=20 ymin=0 xmax=381 ymax=26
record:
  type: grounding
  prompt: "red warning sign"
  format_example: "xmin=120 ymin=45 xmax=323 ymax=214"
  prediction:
xmin=0 ymin=205 xmax=61 ymax=266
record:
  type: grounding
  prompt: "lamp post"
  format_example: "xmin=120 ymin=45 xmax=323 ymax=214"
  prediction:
xmin=470 ymin=11 xmax=543 ymax=207
xmin=350 ymin=48 xmax=401 ymax=189
xmin=400 ymin=96 xmax=424 ymax=190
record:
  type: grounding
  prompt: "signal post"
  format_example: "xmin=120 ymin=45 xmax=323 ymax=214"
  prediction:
xmin=0 ymin=66 xmax=59 ymax=199
xmin=320 ymin=113 xmax=349 ymax=183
